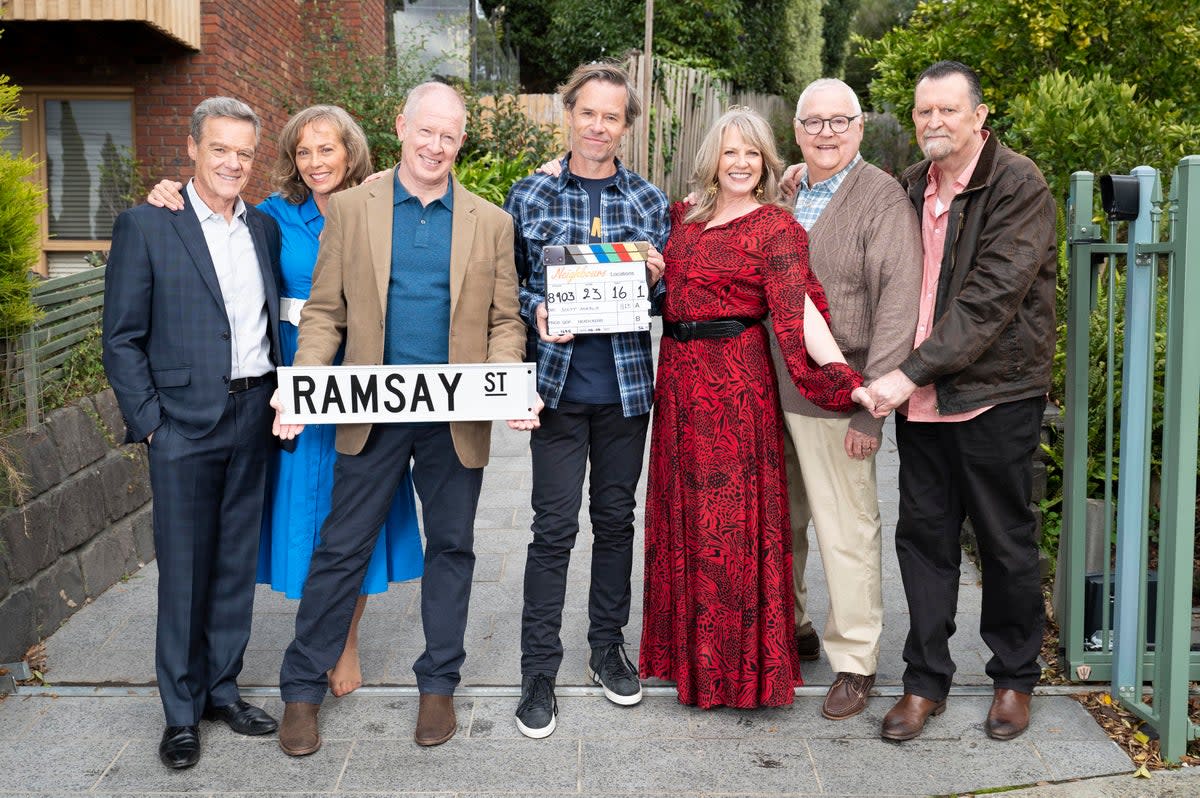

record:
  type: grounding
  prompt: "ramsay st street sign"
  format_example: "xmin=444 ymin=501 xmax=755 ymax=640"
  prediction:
xmin=276 ymin=363 xmax=537 ymax=424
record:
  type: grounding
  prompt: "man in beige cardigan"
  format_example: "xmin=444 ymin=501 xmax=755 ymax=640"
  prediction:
xmin=776 ymin=78 xmax=922 ymax=720
xmin=271 ymin=82 xmax=531 ymax=754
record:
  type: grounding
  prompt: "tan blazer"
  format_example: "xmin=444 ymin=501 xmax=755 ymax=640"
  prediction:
xmin=295 ymin=174 xmax=526 ymax=468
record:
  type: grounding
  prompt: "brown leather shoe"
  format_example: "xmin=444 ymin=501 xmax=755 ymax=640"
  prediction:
xmin=881 ymin=693 xmax=947 ymax=741
xmin=795 ymin=629 xmax=820 ymax=662
xmin=278 ymin=702 xmax=321 ymax=757
xmin=985 ymin=688 xmax=1032 ymax=740
xmin=822 ymin=672 xmax=876 ymax=720
xmin=414 ymin=693 xmax=457 ymax=746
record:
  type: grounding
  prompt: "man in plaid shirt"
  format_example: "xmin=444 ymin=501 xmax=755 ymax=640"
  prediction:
xmin=503 ymin=60 xmax=669 ymax=740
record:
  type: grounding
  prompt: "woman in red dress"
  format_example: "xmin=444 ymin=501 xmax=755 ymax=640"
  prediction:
xmin=640 ymin=107 xmax=872 ymax=709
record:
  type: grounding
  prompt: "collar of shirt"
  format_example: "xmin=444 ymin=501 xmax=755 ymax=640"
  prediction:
xmin=186 ymin=179 xmax=246 ymax=223
xmin=393 ymin=167 xmax=454 ymax=211
xmin=298 ymin=190 xmax=322 ymax=223
xmin=924 ymin=129 xmax=989 ymax=206
xmin=556 ymin=152 xmax=633 ymax=195
xmin=793 ymin=153 xmax=861 ymax=230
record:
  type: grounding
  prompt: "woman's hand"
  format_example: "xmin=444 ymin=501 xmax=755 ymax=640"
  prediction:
xmin=147 ymin=180 xmax=185 ymax=210
xmin=779 ymin=163 xmax=806 ymax=200
xmin=646 ymin=246 xmax=665 ymax=287
xmin=851 ymin=385 xmax=876 ymax=415
xmin=535 ymin=158 xmax=565 ymax=178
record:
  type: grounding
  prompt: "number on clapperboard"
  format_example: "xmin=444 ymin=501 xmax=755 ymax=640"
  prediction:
xmin=611 ymin=285 xmax=628 ymax=299
xmin=582 ymin=286 xmax=602 ymax=301
xmin=547 ymin=291 xmax=575 ymax=304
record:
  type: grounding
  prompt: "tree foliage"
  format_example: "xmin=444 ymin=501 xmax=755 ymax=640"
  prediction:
xmin=820 ymin=0 xmax=860 ymax=78
xmin=1007 ymin=70 xmax=1200 ymax=203
xmin=860 ymin=0 xmax=1200 ymax=133
xmin=0 ymin=59 xmax=43 ymax=335
xmin=495 ymin=0 xmax=826 ymax=95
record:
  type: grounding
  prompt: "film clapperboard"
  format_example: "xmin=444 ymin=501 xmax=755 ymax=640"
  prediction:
xmin=544 ymin=242 xmax=652 ymax=336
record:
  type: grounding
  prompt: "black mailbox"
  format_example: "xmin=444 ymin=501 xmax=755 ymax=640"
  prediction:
xmin=1100 ymin=174 xmax=1140 ymax=221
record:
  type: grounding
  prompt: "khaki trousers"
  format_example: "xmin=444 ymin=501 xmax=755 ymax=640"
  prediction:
xmin=783 ymin=413 xmax=883 ymax=676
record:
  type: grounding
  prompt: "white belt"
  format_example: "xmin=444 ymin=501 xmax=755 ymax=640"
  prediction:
xmin=280 ymin=297 xmax=306 ymax=326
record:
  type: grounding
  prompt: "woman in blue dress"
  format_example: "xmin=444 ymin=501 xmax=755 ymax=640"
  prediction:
xmin=148 ymin=105 xmax=423 ymax=697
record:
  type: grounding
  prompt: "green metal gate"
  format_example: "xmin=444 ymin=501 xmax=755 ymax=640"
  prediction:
xmin=1060 ymin=157 xmax=1200 ymax=762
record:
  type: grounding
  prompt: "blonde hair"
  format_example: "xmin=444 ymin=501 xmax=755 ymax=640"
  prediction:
xmin=271 ymin=105 xmax=372 ymax=204
xmin=685 ymin=107 xmax=786 ymax=225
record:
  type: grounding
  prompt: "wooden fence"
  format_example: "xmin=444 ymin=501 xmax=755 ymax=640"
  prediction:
xmin=516 ymin=54 xmax=790 ymax=199
xmin=2 ymin=268 xmax=106 ymax=429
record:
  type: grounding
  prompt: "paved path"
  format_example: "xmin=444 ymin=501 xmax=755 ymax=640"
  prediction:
xmin=2 ymin=409 xmax=1153 ymax=796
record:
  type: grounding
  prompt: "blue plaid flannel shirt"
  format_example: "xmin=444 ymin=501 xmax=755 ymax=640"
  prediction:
xmin=504 ymin=155 xmax=669 ymax=417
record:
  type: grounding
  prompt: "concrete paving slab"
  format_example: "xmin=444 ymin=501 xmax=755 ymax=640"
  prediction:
xmin=582 ymin=738 xmax=819 ymax=794
xmin=98 ymin=736 xmax=353 ymax=792
xmin=340 ymin=738 xmax=581 ymax=792
xmin=0 ymin=736 xmax=127 ymax=791
xmin=809 ymin=737 xmax=1051 ymax=795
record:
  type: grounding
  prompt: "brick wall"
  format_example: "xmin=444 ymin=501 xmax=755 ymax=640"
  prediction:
xmin=0 ymin=0 xmax=389 ymax=203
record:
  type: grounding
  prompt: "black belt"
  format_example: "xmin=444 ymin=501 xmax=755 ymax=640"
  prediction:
xmin=228 ymin=374 xmax=271 ymax=394
xmin=662 ymin=316 xmax=763 ymax=343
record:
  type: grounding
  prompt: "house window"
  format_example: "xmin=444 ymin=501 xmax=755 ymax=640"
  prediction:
xmin=9 ymin=89 xmax=135 ymax=276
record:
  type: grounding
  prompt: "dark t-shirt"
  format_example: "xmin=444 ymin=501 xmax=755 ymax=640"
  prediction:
xmin=560 ymin=172 xmax=621 ymax=405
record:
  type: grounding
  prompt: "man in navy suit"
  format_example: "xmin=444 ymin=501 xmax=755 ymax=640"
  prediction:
xmin=102 ymin=96 xmax=283 ymax=770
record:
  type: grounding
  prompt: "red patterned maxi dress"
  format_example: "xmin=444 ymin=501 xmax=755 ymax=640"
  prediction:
xmin=640 ymin=202 xmax=862 ymax=709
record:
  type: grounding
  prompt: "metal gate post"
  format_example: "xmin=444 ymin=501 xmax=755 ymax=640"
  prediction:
xmin=1153 ymin=155 xmax=1200 ymax=761
xmin=1111 ymin=166 xmax=1160 ymax=697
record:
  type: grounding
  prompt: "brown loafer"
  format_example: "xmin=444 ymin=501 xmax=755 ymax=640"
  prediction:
xmin=822 ymin=672 xmax=876 ymax=720
xmin=278 ymin=702 xmax=321 ymax=757
xmin=414 ymin=693 xmax=457 ymax=746
xmin=985 ymin=688 xmax=1032 ymax=740
xmin=881 ymin=693 xmax=947 ymax=741
xmin=795 ymin=629 xmax=820 ymax=662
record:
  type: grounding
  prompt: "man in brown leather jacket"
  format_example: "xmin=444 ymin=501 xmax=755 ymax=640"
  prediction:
xmin=866 ymin=61 xmax=1056 ymax=744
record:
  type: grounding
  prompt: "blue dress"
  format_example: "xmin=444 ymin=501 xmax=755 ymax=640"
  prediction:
xmin=255 ymin=192 xmax=423 ymax=597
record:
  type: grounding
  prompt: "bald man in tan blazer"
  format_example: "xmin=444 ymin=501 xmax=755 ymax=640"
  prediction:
xmin=274 ymin=82 xmax=529 ymax=756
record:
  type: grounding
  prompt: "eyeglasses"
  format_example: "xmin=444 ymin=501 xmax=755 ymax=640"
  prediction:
xmin=795 ymin=114 xmax=860 ymax=135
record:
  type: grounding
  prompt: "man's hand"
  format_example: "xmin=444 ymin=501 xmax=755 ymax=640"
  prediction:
xmin=646 ymin=245 xmax=665 ymax=287
xmin=780 ymin=163 xmax=805 ymax=200
xmin=507 ymin=394 xmax=544 ymax=431
xmin=147 ymin=180 xmax=185 ymax=210
xmin=844 ymin=428 xmax=880 ymax=460
xmin=535 ymin=302 xmax=574 ymax=344
xmin=866 ymin=369 xmax=918 ymax=418
xmin=270 ymin=388 xmax=305 ymax=440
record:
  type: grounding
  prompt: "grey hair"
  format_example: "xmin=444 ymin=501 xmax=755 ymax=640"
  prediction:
xmin=795 ymin=78 xmax=862 ymax=119
xmin=402 ymin=81 xmax=468 ymax=135
xmin=190 ymin=97 xmax=260 ymax=144
xmin=916 ymin=61 xmax=984 ymax=108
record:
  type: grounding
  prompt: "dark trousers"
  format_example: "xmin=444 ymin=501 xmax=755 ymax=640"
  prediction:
xmin=894 ymin=397 xmax=1046 ymax=701
xmin=521 ymin=402 xmax=649 ymax=676
xmin=149 ymin=383 xmax=273 ymax=726
xmin=279 ymin=422 xmax=482 ymax=702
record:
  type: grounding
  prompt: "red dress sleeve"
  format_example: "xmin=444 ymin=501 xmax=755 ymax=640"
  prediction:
xmin=761 ymin=212 xmax=862 ymax=412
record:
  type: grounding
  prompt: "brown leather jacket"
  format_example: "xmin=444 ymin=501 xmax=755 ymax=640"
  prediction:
xmin=898 ymin=132 xmax=1057 ymax=415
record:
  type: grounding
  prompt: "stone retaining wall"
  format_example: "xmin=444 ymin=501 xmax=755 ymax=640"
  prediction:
xmin=0 ymin=389 xmax=151 ymax=662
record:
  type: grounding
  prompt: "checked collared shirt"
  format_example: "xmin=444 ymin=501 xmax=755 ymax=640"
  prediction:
xmin=504 ymin=155 xmax=669 ymax=417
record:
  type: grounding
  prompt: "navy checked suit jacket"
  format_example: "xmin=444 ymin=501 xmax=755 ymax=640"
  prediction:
xmin=102 ymin=193 xmax=283 ymax=443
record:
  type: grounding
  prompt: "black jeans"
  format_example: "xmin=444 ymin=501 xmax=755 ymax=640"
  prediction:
xmin=280 ymin=422 xmax=482 ymax=702
xmin=521 ymin=402 xmax=650 ymax=676
xmin=894 ymin=397 xmax=1046 ymax=701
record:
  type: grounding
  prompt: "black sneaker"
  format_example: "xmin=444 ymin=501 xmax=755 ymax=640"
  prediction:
xmin=515 ymin=674 xmax=557 ymax=739
xmin=587 ymin=643 xmax=642 ymax=706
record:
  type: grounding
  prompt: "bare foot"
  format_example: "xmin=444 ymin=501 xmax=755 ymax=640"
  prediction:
xmin=328 ymin=646 xmax=363 ymax=697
